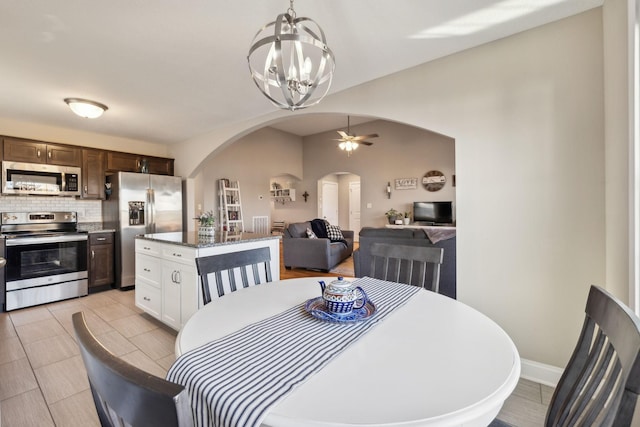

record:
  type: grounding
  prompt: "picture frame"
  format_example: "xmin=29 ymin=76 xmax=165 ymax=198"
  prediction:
xmin=394 ymin=178 xmax=417 ymax=190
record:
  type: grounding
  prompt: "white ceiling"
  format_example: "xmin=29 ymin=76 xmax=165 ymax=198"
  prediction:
xmin=0 ymin=0 xmax=602 ymax=143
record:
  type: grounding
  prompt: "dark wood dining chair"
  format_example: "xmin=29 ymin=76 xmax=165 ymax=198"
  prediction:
xmin=72 ymin=312 xmax=193 ymax=427
xmin=369 ymin=243 xmax=444 ymax=292
xmin=195 ymin=246 xmax=273 ymax=305
xmin=491 ymin=285 xmax=640 ymax=427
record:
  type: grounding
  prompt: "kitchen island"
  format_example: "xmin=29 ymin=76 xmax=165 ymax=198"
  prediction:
xmin=135 ymin=231 xmax=280 ymax=330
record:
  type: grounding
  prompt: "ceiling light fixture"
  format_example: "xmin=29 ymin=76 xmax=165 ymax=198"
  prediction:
xmin=247 ymin=0 xmax=335 ymax=111
xmin=338 ymin=140 xmax=358 ymax=155
xmin=64 ymin=98 xmax=108 ymax=119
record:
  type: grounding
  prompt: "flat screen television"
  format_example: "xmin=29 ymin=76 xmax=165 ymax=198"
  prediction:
xmin=413 ymin=201 xmax=453 ymax=225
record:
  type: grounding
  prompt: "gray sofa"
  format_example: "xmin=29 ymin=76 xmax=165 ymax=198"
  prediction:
xmin=283 ymin=221 xmax=354 ymax=272
xmin=353 ymin=227 xmax=456 ymax=299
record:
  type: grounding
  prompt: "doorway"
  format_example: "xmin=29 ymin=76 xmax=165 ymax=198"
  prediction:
xmin=317 ymin=173 xmax=361 ymax=236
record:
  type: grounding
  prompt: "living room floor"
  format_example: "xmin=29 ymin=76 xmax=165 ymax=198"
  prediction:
xmin=0 ymin=248 xmax=552 ymax=426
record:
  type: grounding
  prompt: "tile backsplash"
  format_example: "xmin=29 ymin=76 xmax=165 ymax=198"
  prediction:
xmin=0 ymin=196 xmax=102 ymax=223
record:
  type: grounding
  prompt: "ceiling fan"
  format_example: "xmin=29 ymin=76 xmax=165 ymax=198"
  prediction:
xmin=335 ymin=116 xmax=378 ymax=156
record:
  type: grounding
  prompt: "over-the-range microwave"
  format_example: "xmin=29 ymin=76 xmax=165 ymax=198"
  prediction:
xmin=1 ymin=161 xmax=81 ymax=196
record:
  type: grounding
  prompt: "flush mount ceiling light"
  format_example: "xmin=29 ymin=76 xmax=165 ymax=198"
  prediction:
xmin=247 ymin=0 xmax=335 ymax=111
xmin=64 ymin=98 xmax=108 ymax=119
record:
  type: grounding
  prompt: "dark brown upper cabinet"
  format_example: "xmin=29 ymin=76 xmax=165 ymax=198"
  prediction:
xmin=82 ymin=148 xmax=106 ymax=199
xmin=3 ymin=136 xmax=82 ymax=167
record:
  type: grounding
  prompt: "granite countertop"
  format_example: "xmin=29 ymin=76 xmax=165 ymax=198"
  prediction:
xmin=136 ymin=231 xmax=281 ymax=248
xmin=77 ymin=223 xmax=116 ymax=233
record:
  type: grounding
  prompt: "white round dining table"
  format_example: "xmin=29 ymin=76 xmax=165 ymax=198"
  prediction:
xmin=175 ymin=277 xmax=520 ymax=427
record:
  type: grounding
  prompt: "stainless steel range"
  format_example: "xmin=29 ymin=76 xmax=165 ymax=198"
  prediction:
xmin=1 ymin=212 xmax=88 ymax=311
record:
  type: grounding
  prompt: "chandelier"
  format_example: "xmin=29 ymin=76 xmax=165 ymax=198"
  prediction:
xmin=247 ymin=0 xmax=335 ymax=111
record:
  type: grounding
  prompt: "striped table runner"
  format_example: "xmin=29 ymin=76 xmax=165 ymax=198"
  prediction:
xmin=167 ymin=277 xmax=420 ymax=427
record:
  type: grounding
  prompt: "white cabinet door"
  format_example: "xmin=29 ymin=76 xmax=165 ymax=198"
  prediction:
xmin=162 ymin=263 xmax=182 ymax=330
xmin=179 ymin=267 xmax=199 ymax=327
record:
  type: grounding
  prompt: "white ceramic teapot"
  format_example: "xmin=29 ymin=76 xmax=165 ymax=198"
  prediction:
xmin=318 ymin=277 xmax=368 ymax=314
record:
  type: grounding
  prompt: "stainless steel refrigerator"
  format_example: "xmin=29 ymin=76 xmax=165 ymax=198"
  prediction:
xmin=103 ymin=172 xmax=183 ymax=289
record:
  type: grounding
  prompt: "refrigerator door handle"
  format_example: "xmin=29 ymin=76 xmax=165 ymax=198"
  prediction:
xmin=145 ymin=188 xmax=152 ymax=234
xmin=149 ymin=188 xmax=156 ymax=233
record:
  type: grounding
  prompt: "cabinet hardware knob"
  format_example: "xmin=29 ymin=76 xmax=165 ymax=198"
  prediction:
xmin=91 ymin=250 xmax=95 ymax=259
xmin=144 ymin=268 xmax=150 ymax=272
xmin=97 ymin=237 xmax=106 ymax=241
xmin=143 ymin=296 xmax=150 ymax=301
xmin=37 ymin=149 xmax=41 ymax=157
xmin=48 ymin=151 xmax=52 ymax=158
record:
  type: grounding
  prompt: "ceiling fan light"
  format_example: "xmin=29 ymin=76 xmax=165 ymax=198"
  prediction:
xmin=64 ymin=98 xmax=108 ymax=119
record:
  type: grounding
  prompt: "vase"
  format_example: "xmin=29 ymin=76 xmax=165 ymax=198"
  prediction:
xmin=403 ymin=217 xmax=410 ymax=225
xmin=198 ymin=226 xmax=215 ymax=236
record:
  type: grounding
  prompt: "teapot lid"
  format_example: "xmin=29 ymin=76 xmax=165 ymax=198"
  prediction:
xmin=329 ymin=277 xmax=351 ymax=287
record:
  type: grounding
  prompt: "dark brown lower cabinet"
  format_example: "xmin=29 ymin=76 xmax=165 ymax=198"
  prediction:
xmin=89 ymin=232 xmax=114 ymax=289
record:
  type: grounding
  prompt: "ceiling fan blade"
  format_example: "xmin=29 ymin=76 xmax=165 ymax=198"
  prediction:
xmin=337 ymin=130 xmax=350 ymax=139
xmin=351 ymin=133 xmax=379 ymax=141
xmin=360 ymin=141 xmax=374 ymax=146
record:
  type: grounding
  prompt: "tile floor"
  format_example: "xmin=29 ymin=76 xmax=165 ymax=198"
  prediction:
xmin=0 ymin=289 xmax=176 ymax=427
xmin=0 ymin=289 xmax=552 ymax=426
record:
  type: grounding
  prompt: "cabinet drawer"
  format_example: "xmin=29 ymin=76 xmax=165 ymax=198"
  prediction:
xmin=89 ymin=232 xmax=113 ymax=245
xmin=135 ymin=239 xmax=161 ymax=256
xmin=135 ymin=282 xmax=161 ymax=319
xmin=136 ymin=254 xmax=162 ymax=287
xmin=162 ymin=245 xmax=195 ymax=263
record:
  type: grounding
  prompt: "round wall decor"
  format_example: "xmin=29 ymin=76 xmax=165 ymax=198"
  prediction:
xmin=422 ymin=170 xmax=446 ymax=192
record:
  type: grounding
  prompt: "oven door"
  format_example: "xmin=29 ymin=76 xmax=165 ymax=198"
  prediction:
xmin=5 ymin=235 xmax=88 ymax=290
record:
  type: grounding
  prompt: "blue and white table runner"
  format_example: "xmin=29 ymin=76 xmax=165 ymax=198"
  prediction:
xmin=167 ymin=277 xmax=420 ymax=427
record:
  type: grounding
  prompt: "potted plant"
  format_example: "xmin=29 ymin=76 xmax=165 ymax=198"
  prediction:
xmin=403 ymin=212 xmax=411 ymax=225
xmin=197 ymin=210 xmax=216 ymax=235
xmin=385 ymin=208 xmax=399 ymax=224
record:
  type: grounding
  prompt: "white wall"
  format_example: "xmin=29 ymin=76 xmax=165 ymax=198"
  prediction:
xmin=173 ymin=9 xmax=606 ymax=370
xmin=301 ymin=120 xmax=456 ymax=229
xmin=603 ymin=0 xmax=631 ymax=303
xmin=0 ymin=117 xmax=169 ymax=156
xmin=198 ymin=127 xmax=303 ymax=229
xmin=199 ymin=120 xmax=455 ymax=230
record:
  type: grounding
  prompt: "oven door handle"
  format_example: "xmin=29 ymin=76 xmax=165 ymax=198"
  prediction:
xmin=6 ymin=235 xmax=88 ymax=246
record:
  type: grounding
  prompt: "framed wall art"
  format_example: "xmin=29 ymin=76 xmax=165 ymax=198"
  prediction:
xmin=394 ymin=178 xmax=418 ymax=190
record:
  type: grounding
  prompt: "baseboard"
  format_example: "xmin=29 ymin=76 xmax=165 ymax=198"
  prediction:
xmin=520 ymin=358 xmax=564 ymax=387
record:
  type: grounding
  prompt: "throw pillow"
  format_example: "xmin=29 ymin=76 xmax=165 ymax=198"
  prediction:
xmin=326 ymin=224 xmax=344 ymax=241
xmin=306 ymin=227 xmax=318 ymax=239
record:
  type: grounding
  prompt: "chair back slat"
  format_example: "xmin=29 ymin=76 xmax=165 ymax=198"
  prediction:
xmin=369 ymin=243 xmax=444 ymax=293
xmin=72 ymin=312 xmax=193 ymax=427
xmin=195 ymin=247 xmax=272 ymax=305
xmin=546 ymin=286 xmax=640 ymax=427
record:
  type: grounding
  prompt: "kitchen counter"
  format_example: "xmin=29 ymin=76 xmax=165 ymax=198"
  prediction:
xmin=77 ymin=222 xmax=116 ymax=233
xmin=134 ymin=231 xmax=281 ymax=330
xmin=136 ymin=231 xmax=280 ymax=248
